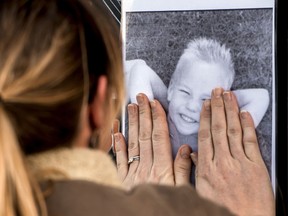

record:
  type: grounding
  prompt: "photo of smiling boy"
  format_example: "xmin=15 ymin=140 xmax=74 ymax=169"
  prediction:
xmin=167 ymin=37 xmax=236 ymax=154
xmin=125 ymin=37 xmax=270 ymax=157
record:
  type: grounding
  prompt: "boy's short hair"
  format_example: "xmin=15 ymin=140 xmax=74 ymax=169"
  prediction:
xmin=170 ymin=37 xmax=235 ymax=90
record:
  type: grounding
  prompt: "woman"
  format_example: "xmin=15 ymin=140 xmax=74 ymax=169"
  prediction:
xmin=0 ymin=0 xmax=274 ymax=215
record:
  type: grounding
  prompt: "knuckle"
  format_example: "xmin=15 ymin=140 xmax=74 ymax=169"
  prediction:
xmin=243 ymin=125 xmax=255 ymax=131
xmin=201 ymin=109 xmax=211 ymax=119
xmin=129 ymin=119 xmax=137 ymax=126
xmin=198 ymin=129 xmax=211 ymax=141
xmin=139 ymin=131 xmax=151 ymax=141
xmin=243 ymin=132 xmax=257 ymax=144
xmin=211 ymin=123 xmax=225 ymax=134
xmin=138 ymin=106 xmax=149 ymax=115
xmin=243 ymin=139 xmax=257 ymax=147
xmin=152 ymin=130 xmax=169 ymax=142
xmin=175 ymin=163 xmax=190 ymax=174
xmin=214 ymin=140 xmax=225 ymax=148
xmin=227 ymin=127 xmax=241 ymax=137
xmin=128 ymin=141 xmax=138 ymax=149
xmin=152 ymin=110 xmax=160 ymax=120
xmin=241 ymin=117 xmax=254 ymax=128
xmin=212 ymin=99 xmax=224 ymax=108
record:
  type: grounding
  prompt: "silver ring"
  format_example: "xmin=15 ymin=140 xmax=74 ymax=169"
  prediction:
xmin=128 ymin=155 xmax=140 ymax=165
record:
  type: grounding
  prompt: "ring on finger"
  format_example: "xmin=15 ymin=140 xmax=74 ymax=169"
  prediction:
xmin=128 ymin=155 xmax=140 ymax=165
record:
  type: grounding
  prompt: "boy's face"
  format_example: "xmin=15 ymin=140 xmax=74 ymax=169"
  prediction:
xmin=168 ymin=61 xmax=228 ymax=135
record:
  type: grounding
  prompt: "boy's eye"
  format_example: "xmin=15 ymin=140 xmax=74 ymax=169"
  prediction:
xmin=201 ymin=97 xmax=210 ymax=101
xmin=179 ymin=89 xmax=190 ymax=95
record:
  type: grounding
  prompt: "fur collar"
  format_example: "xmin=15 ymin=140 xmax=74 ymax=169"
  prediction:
xmin=27 ymin=147 xmax=124 ymax=189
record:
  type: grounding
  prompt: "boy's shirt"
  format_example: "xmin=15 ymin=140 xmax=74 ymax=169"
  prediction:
xmin=168 ymin=114 xmax=198 ymax=158
xmin=168 ymin=114 xmax=197 ymax=185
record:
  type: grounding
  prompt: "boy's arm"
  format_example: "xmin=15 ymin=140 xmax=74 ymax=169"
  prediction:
xmin=125 ymin=59 xmax=168 ymax=110
xmin=232 ymin=88 xmax=270 ymax=128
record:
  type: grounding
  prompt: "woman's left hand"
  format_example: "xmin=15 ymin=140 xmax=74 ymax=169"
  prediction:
xmin=114 ymin=93 xmax=192 ymax=189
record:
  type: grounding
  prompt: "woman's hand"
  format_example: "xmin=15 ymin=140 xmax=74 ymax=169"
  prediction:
xmin=114 ymin=93 xmax=192 ymax=189
xmin=195 ymin=88 xmax=275 ymax=216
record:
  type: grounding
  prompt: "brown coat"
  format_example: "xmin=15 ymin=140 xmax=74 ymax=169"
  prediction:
xmin=28 ymin=148 xmax=234 ymax=216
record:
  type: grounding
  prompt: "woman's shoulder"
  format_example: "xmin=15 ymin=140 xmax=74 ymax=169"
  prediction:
xmin=44 ymin=180 xmax=234 ymax=216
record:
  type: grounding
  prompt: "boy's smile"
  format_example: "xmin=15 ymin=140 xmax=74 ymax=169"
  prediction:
xmin=168 ymin=60 xmax=230 ymax=135
xmin=180 ymin=113 xmax=196 ymax=123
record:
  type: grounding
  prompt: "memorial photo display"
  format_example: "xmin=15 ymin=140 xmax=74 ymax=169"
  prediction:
xmin=121 ymin=0 xmax=276 ymax=192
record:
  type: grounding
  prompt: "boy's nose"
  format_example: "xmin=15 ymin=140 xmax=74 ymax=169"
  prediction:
xmin=185 ymin=98 xmax=201 ymax=113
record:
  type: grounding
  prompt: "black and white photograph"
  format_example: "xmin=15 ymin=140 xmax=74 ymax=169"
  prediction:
xmin=122 ymin=0 xmax=275 ymax=188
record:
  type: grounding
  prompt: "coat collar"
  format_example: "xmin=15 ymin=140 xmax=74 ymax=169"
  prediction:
xmin=27 ymin=147 xmax=123 ymax=189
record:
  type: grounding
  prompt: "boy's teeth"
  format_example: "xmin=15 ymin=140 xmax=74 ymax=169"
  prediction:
xmin=181 ymin=114 xmax=194 ymax=123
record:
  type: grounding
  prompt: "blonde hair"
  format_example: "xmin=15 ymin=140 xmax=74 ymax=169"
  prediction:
xmin=0 ymin=0 xmax=124 ymax=215
xmin=169 ymin=37 xmax=235 ymax=92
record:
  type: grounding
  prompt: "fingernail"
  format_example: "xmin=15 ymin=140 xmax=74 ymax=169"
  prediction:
xmin=114 ymin=133 xmax=120 ymax=142
xmin=213 ymin=87 xmax=222 ymax=98
xmin=136 ymin=94 xmax=144 ymax=104
xmin=190 ymin=152 xmax=198 ymax=165
xmin=113 ymin=134 xmax=121 ymax=152
xmin=240 ymin=110 xmax=248 ymax=119
xmin=180 ymin=145 xmax=191 ymax=159
xmin=128 ymin=104 xmax=135 ymax=115
xmin=223 ymin=91 xmax=231 ymax=101
xmin=113 ymin=119 xmax=120 ymax=133
xmin=204 ymin=100 xmax=211 ymax=111
xmin=150 ymin=100 xmax=156 ymax=109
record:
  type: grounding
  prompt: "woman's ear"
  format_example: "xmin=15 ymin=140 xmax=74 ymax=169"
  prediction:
xmin=89 ymin=75 xmax=108 ymax=129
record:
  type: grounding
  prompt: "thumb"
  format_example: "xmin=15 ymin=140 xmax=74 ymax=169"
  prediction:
xmin=190 ymin=152 xmax=198 ymax=166
xmin=190 ymin=152 xmax=198 ymax=185
xmin=174 ymin=144 xmax=192 ymax=186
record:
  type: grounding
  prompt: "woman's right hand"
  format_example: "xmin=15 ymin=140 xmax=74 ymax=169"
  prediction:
xmin=194 ymin=88 xmax=275 ymax=216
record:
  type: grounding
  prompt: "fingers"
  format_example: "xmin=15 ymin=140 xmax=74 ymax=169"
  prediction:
xmin=150 ymin=100 xmax=172 ymax=166
xmin=127 ymin=104 xmax=139 ymax=157
xmin=136 ymin=94 xmax=153 ymax=170
xmin=240 ymin=110 xmax=262 ymax=162
xmin=127 ymin=104 xmax=140 ymax=172
xmin=125 ymin=94 xmax=175 ymax=185
xmin=190 ymin=152 xmax=198 ymax=166
xmin=190 ymin=152 xmax=198 ymax=184
xmin=222 ymin=91 xmax=261 ymax=162
xmin=114 ymin=132 xmax=128 ymax=181
xmin=201 ymin=88 xmax=261 ymax=163
xmin=111 ymin=119 xmax=120 ymax=155
xmin=174 ymin=145 xmax=192 ymax=185
xmin=112 ymin=119 xmax=120 ymax=133
xmin=211 ymin=88 xmax=230 ymax=159
xmin=120 ymin=93 xmax=195 ymax=186
xmin=198 ymin=99 xmax=213 ymax=165
xmin=223 ymin=92 xmax=245 ymax=159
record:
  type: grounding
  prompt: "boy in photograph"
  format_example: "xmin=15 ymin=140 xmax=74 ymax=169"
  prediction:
xmin=125 ymin=37 xmax=269 ymax=157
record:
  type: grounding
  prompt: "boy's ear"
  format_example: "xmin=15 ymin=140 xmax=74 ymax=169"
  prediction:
xmin=167 ymin=80 xmax=174 ymax=101
xmin=89 ymin=75 xmax=107 ymax=129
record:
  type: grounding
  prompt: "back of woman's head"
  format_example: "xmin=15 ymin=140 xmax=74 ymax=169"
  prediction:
xmin=0 ymin=0 xmax=123 ymax=215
